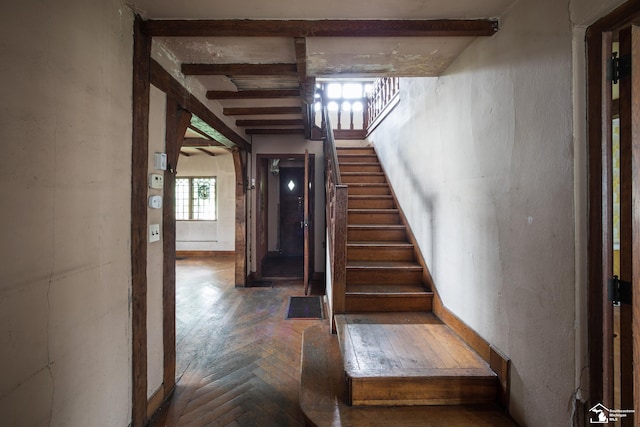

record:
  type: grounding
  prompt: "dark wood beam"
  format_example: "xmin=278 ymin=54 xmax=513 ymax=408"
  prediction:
xmin=196 ymin=148 xmax=217 ymax=157
xmin=131 ymin=16 xmax=151 ymax=427
xmin=150 ymin=59 xmax=251 ymax=152
xmin=182 ymin=137 xmax=225 ymax=147
xmin=207 ymin=89 xmax=300 ymax=99
xmin=182 ymin=63 xmax=297 ymax=76
xmin=246 ymin=128 xmax=305 ymax=135
xmin=224 ymin=106 xmax=302 ymax=116
xmin=179 ymin=150 xmax=191 ymax=157
xmin=294 ymin=37 xmax=316 ymax=105
xmin=141 ymin=19 xmax=499 ymax=38
xmin=236 ymin=119 xmax=304 ymax=127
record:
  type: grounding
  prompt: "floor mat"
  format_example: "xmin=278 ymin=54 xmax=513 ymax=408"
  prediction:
xmin=286 ymin=296 xmax=323 ymax=319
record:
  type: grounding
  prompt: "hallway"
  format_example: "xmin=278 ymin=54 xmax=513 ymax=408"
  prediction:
xmin=150 ymin=256 xmax=326 ymax=426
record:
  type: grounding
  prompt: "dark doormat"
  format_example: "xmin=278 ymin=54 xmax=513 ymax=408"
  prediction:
xmin=286 ymin=296 xmax=323 ymax=319
xmin=248 ymin=280 xmax=273 ymax=288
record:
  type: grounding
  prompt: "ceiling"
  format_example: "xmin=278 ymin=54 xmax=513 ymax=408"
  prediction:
xmin=132 ymin=0 xmax=514 ymax=148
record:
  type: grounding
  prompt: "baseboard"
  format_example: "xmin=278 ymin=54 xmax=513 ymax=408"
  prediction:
xmin=176 ymin=250 xmax=234 ymax=257
xmin=432 ymin=294 xmax=511 ymax=411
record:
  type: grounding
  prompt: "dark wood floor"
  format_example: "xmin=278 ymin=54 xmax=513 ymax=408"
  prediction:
xmin=150 ymin=256 xmax=327 ymax=427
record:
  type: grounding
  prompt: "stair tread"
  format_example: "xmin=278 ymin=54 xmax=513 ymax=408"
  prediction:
xmin=347 ymin=260 xmax=423 ymax=269
xmin=349 ymin=195 xmax=393 ymax=199
xmin=348 ymin=224 xmax=405 ymax=229
xmin=341 ymin=172 xmax=385 ymax=175
xmin=348 ymin=241 xmax=413 ymax=247
xmin=335 ymin=313 xmax=495 ymax=379
xmin=346 ymin=283 xmax=430 ymax=294
xmin=349 ymin=208 xmax=398 ymax=212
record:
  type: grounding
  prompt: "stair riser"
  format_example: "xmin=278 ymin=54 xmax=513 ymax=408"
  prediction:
xmin=346 ymin=269 xmax=423 ymax=285
xmin=338 ymin=154 xmax=378 ymax=163
xmin=340 ymin=164 xmax=382 ymax=173
xmin=348 ymin=247 xmax=414 ymax=262
xmin=348 ymin=199 xmax=395 ymax=209
xmin=348 ymin=377 xmax=498 ymax=406
xmin=337 ymin=148 xmax=376 ymax=155
xmin=348 ymin=212 xmax=400 ymax=224
xmin=341 ymin=174 xmax=387 ymax=184
xmin=347 ymin=228 xmax=407 ymax=241
xmin=344 ymin=294 xmax=433 ymax=312
xmin=347 ymin=185 xmax=390 ymax=196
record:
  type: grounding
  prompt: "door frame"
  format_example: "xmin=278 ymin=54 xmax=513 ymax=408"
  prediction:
xmin=586 ymin=0 xmax=640 ymax=413
xmin=254 ymin=153 xmax=315 ymax=280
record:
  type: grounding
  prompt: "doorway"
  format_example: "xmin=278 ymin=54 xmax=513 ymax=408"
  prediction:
xmin=586 ymin=7 xmax=640 ymax=425
xmin=256 ymin=154 xmax=315 ymax=282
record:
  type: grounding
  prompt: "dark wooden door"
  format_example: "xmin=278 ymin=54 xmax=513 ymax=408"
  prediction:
xmin=303 ymin=150 xmax=310 ymax=294
xmin=280 ymin=167 xmax=305 ymax=256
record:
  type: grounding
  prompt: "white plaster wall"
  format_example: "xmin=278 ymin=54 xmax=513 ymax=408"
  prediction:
xmin=249 ymin=136 xmax=326 ymax=274
xmin=176 ymin=151 xmax=236 ymax=251
xmin=147 ymin=85 xmax=166 ymax=398
xmin=369 ymin=0 xmax=579 ymax=424
xmin=0 ymin=1 xmax=133 ymax=426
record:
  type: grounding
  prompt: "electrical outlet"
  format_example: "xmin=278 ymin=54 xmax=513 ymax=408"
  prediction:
xmin=149 ymin=224 xmax=160 ymax=243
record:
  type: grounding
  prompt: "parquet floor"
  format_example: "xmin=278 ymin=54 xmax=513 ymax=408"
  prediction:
xmin=150 ymin=256 xmax=327 ymax=427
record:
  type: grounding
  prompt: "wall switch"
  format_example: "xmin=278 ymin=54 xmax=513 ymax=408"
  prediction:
xmin=154 ymin=153 xmax=167 ymax=170
xmin=149 ymin=173 xmax=164 ymax=189
xmin=148 ymin=224 xmax=160 ymax=243
xmin=148 ymin=195 xmax=162 ymax=209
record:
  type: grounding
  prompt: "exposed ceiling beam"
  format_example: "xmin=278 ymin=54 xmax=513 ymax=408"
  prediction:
xmin=196 ymin=148 xmax=217 ymax=157
xmin=179 ymin=150 xmax=191 ymax=157
xmin=294 ymin=37 xmax=316 ymax=105
xmin=142 ymin=19 xmax=499 ymax=38
xmin=223 ymin=106 xmax=302 ymax=116
xmin=236 ymin=119 xmax=304 ymax=127
xmin=149 ymin=59 xmax=251 ymax=152
xmin=207 ymin=89 xmax=300 ymax=99
xmin=182 ymin=137 xmax=226 ymax=147
xmin=182 ymin=63 xmax=298 ymax=76
xmin=245 ymin=128 xmax=305 ymax=135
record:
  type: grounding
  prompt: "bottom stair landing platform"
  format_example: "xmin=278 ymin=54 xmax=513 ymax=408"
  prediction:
xmin=335 ymin=313 xmax=497 ymax=406
xmin=300 ymin=321 xmax=517 ymax=427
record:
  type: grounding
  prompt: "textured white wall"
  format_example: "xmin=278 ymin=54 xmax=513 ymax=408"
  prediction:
xmin=370 ymin=0 xmax=579 ymax=424
xmin=0 ymin=1 xmax=134 ymax=425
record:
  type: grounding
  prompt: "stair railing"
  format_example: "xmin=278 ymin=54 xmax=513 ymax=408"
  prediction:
xmin=323 ymin=100 xmax=347 ymax=322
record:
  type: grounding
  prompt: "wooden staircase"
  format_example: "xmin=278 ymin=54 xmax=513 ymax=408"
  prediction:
xmin=337 ymin=146 xmax=434 ymax=314
xmin=300 ymin=144 xmax=512 ymax=426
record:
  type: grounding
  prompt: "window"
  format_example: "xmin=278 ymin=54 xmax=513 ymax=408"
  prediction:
xmin=175 ymin=177 xmax=217 ymax=220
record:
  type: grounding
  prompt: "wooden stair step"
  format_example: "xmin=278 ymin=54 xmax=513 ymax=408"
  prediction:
xmin=346 ymin=261 xmax=424 ymax=285
xmin=348 ymin=209 xmax=400 ymax=224
xmin=347 ymin=224 xmax=407 ymax=241
xmin=340 ymin=162 xmax=382 ymax=173
xmin=348 ymin=195 xmax=395 ymax=209
xmin=347 ymin=242 xmax=415 ymax=262
xmin=338 ymin=154 xmax=379 ymax=163
xmin=300 ymin=324 xmax=517 ymax=426
xmin=341 ymin=172 xmax=387 ymax=184
xmin=336 ymin=146 xmax=376 ymax=154
xmin=345 ymin=284 xmax=433 ymax=312
xmin=334 ymin=313 xmax=498 ymax=406
xmin=347 ymin=183 xmax=390 ymax=195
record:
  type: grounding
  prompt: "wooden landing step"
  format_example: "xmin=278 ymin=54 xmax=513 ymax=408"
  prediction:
xmin=335 ymin=313 xmax=498 ymax=406
xmin=300 ymin=324 xmax=517 ymax=427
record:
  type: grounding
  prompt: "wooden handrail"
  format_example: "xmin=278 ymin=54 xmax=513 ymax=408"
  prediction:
xmin=323 ymin=102 xmax=347 ymax=325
